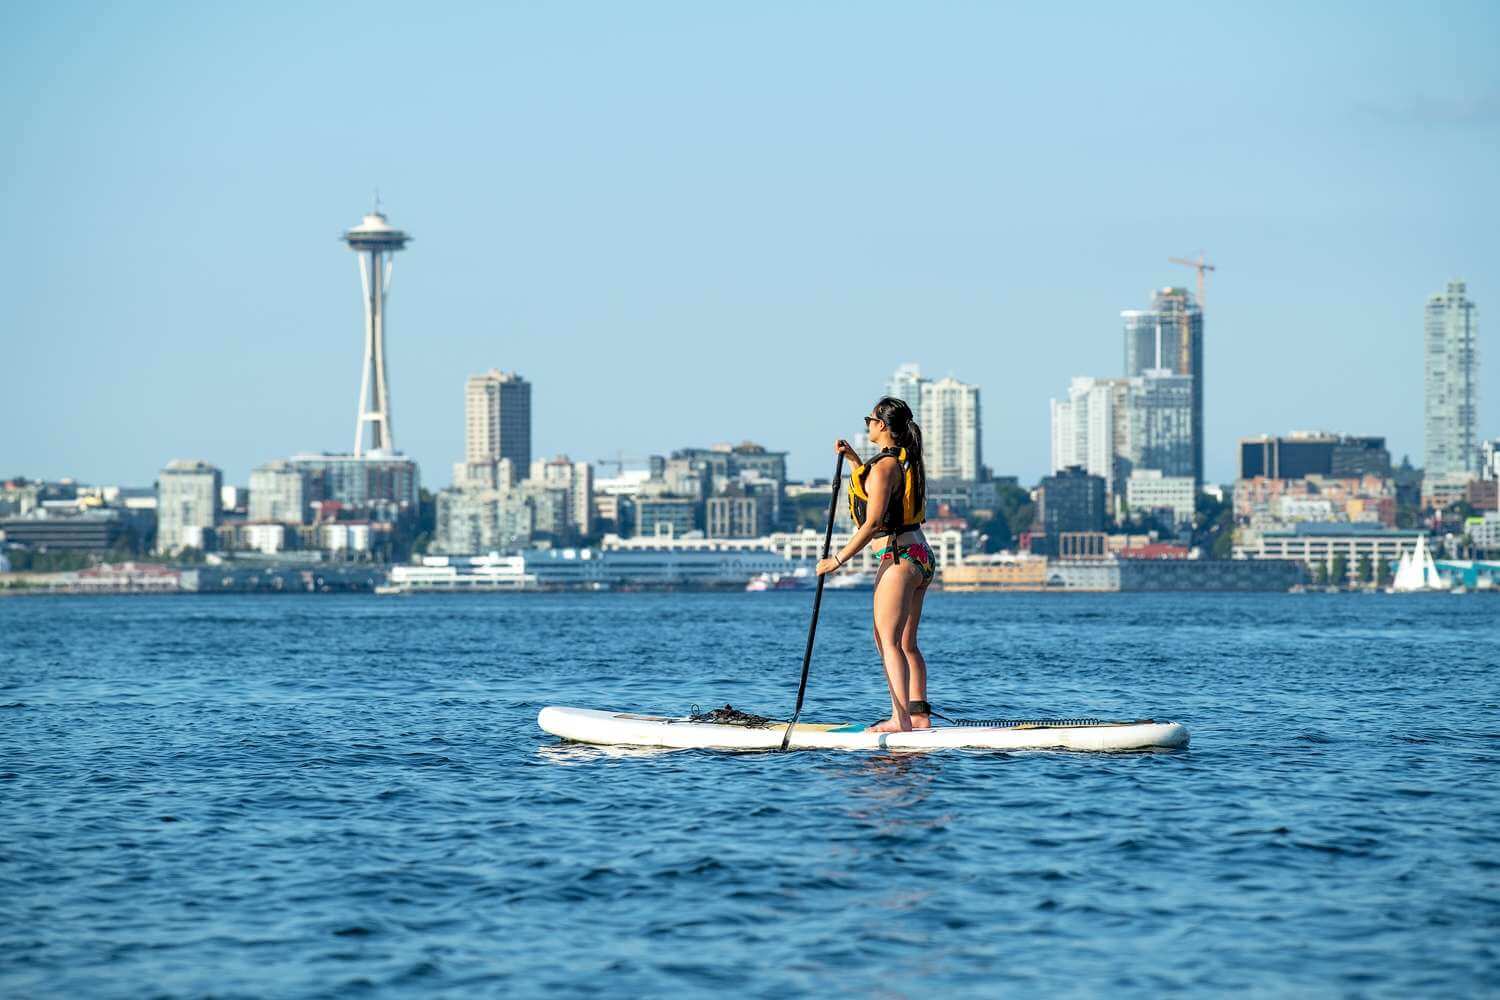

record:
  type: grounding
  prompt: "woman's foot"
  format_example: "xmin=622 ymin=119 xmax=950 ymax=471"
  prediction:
xmin=868 ymin=716 xmax=912 ymax=733
xmin=908 ymin=700 xmax=932 ymax=730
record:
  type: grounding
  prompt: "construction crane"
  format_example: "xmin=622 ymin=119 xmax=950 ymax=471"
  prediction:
xmin=1169 ymin=253 xmax=1216 ymax=308
xmin=595 ymin=452 xmax=650 ymax=476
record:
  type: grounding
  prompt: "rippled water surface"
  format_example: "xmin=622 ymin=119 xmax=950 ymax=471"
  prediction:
xmin=2 ymin=592 xmax=1497 ymax=997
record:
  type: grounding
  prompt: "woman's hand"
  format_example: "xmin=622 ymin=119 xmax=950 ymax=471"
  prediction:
xmin=835 ymin=439 xmax=860 ymax=462
xmin=816 ymin=557 xmax=841 ymax=576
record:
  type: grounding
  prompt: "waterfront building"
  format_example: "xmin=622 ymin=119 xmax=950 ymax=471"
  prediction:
xmin=0 ymin=509 xmax=127 ymax=551
xmin=940 ymin=554 xmax=1049 ymax=592
xmin=389 ymin=548 xmax=805 ymax=591
xmin=1042 ymin=557 xmax=1301 ymax=592
xmin=600 ymin=527 xmax=966 ymax=576
xmin=530 ymin=456 xmax=594 ymax=535
xmin=156 ymin=459 xmax=222 ymax=554
xmin=390 ymin=554 xmax=536 ymax=591
xmin=289 ymin=452 xmax=419 ymax=509
xmin=1424 ymin=280 xmax=1480 ymax=477
xmin=249 ymin=460 xmax=310 ymax=525
xmin=466 ymin=370 xmax=532 ymax=474
xmin=1240 ymin=433 xmax=1391 ymax=480
xmin=1123 ymin=287 xmax=1203 ymax=487
xmin=1036 ymin=467 xmax=1106 ymax=554
xmin=343 ymin=207 xmax=410 ymax=457
xmin=1246 ymin=522 xmax=1426 ymax=581
xmin=1125 ymin=470 xmax=1196 ymax=526
xmin=74 ymin=562 xmax=183 ymax=593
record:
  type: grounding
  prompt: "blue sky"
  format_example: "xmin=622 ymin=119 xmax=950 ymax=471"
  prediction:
xmin=3 ymin=2 xmax=1496 ymax=485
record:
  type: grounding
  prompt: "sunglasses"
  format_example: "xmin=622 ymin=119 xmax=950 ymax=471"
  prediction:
xmin=864 ymin=415 xmax=882 ymax=428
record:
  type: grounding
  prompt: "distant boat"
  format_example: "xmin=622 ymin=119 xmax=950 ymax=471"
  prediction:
xmin=826 ymin=569 xmax=876 ymax=591
xmin=746 ymin=570 xmax=814 ymax=592
xmin=374 ymin=583 xmax=405 ymax=596
xmin=746 ymin=568 xmax=877 ymax=592
xmin=1388 ymin=536 xmax=1447 ymax=593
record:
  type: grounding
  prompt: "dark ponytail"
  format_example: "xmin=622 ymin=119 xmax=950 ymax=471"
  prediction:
xmin=872 ymin=396 xmax=926 ymax=514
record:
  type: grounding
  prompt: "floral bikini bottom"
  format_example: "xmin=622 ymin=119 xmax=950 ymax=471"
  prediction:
xmin=875 ymin=540 xmax=936 ymax=587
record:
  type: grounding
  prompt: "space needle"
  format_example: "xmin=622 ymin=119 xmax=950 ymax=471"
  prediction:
xmin=343 ymin=203 xmax=411 ymax=457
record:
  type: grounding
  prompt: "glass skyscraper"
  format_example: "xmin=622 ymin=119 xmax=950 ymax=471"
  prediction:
xmin=1122 ymin=288 xmax=1203 ymax=488
xmin=1423 ymin=280 xmax=1479 ymax=477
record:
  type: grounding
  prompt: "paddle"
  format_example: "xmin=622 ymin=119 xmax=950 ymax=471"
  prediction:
xmin=780 ymin=451 xmax=845 ymax=751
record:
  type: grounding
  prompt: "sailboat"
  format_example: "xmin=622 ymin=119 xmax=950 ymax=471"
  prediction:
xmin=1389 ymin=535 xmax=1447 ymax=593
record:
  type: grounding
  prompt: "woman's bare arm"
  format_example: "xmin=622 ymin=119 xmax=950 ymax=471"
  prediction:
xmin=817 ymin=459 xmax=895 ymax=573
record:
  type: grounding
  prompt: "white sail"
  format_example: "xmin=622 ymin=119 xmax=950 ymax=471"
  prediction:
xmin=1391 ymin=549 xmax=1421 ymax=592
xmin=1414 ymin=535 xmax=1446 ymax=590
xmin=1392 ymin=536 xmax=1445 ymax=592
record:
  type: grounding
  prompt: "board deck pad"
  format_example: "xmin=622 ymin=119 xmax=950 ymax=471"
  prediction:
xmin=538 ymin=706 xmax=1190 ymax=752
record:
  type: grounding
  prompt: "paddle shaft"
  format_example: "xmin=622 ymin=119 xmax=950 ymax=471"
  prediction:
xmin=780 ymin=451 xmax=845 ymax=751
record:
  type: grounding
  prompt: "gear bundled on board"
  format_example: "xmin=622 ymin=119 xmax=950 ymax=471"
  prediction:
xmin=685 ymin=704 xmax=774 ymax=728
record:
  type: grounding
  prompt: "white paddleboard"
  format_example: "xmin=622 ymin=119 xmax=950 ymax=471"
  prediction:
xmin=538 ymin=706 xmax=1189 ymax=752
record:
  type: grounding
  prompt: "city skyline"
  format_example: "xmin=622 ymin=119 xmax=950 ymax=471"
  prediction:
xmin=3 ymin=5 xmax=1497 ymax=486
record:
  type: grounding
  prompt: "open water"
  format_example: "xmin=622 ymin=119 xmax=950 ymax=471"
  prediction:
xmin=1 ymin=591 xmax=1497 ymax=998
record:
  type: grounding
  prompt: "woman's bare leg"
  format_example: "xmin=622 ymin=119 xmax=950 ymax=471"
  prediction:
xmin=869 ymin=559 xmax=917 ymax=733
xmin=903 ymin=585 xmax=929 ymax=727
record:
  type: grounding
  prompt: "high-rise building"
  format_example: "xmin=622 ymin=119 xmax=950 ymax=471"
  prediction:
xmin=249 ymin=460 xmax=311 ymax=525
xmin=868 ymin=365 xmax=984 ymax=481
xmin=1050 ymin=376 xmax=1130 ymax=501
xmin=342 ymin=207 xmax=410 ymax=457
xmin=920 ymin=377 xmax=982 ymax=480
xmin=529 ymin=456 xmax=594 ymax=536
xmin=1125 ymin=371 xmax=1194 ymax=480
xmin=1037 ymin=466 xmax=1107 ymax=553
xmin=1424 ymin=280 xmax=1479 ymax=477
xmin=1050 ymin=372 xmax=1188 ymax=510
xmin=1239 ymin=434 xmax=1391 ymax=480
xmin=466 ymin=370 xmax=532 ymax=475
xmin=887 ymin=363 xmax=924 ymax=405
xmin=156 ymin=459 xmax=222 ymax=554
xmin=1123 ymin=287 xmax=1203 ymax=487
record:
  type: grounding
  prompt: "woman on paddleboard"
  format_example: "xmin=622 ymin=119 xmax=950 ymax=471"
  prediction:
xmin=816 ymin=397 xmax=935 ymax=733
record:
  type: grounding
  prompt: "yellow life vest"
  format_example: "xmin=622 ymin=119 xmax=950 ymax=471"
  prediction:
xmin=848 ymin=447 xmax=925 ymax=534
